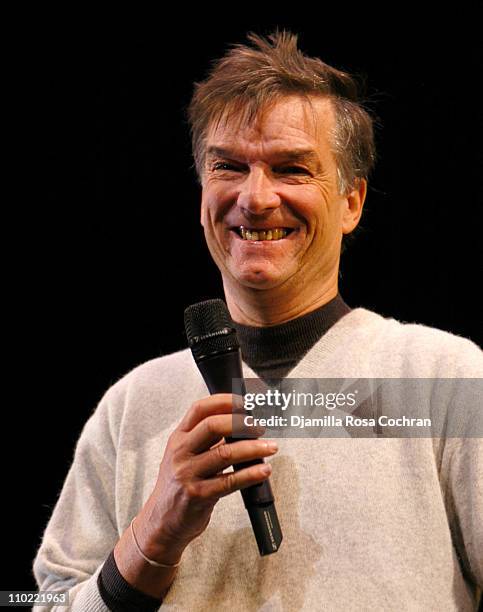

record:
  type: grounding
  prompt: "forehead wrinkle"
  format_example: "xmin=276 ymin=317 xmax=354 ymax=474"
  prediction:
xmin=205 ymin=96 xmax=337 ymax=174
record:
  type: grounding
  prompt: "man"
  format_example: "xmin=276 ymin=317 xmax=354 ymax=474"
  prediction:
xmin=34 ymin=31 xmax=482 ymax=610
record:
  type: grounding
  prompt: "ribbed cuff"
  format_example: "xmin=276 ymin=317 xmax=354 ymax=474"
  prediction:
xmin=97 ymin=550 xmax=163 ymax=612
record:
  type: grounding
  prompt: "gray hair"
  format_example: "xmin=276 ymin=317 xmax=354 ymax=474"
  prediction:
xmin=187 ymin=30 xmax=377 ymax=196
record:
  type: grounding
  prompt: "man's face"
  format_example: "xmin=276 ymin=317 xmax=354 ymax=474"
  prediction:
xmin=200 ymin=96 xmax=362 ymax=294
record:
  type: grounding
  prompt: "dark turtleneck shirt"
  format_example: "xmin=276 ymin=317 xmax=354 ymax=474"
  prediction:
xmin=98 ymin=294 xmax=351 ymax=611
xmin=233 ymin=293 xmax=351 ymax=380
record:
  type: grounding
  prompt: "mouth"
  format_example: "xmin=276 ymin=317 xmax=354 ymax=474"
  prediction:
xmin=231 ymin=226 xmax=296 ymax=241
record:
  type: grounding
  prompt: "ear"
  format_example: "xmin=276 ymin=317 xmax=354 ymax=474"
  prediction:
xmin=342 ymin=178 xmax=367 ymax=234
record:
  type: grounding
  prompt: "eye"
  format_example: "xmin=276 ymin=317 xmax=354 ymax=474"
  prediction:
xmin=275 ymin=166 xmax=311 ymax=175
xmin=212 ymin=162 xmax=241 ymax=172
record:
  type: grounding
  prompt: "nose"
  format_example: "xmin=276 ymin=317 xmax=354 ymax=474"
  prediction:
xmin=236 ymin=165 xmax=281 ymax=215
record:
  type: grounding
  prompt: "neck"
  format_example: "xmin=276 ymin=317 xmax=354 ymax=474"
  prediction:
xmin=223 ymin=270 xmax=339 ymax=326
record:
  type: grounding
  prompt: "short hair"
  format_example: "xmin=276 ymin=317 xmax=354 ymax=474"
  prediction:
xmin=187 ymin=30 xmax=377 ymax=196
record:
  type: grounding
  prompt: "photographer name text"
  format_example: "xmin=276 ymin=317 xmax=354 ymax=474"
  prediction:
xmin=243 ymin=414 xmax=432 ymax=428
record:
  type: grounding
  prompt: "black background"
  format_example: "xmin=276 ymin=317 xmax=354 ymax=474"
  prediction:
xmin=7 ymin=7 xmax=482 ymax=593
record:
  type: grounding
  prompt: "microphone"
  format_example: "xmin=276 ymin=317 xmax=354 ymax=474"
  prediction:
xmin=184 ymin=299 xmax=283 ymax=556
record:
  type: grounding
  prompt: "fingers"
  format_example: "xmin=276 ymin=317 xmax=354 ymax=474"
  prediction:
xmin=152 ymin=395 xmax=277 ymax=548
xmin=198 ymin=461 xmax=273 ymax=500
xmin=184 ymin=413 xmax=236 ymax=454
xmin=193 ymin=439 xmax=278 ymax=478
xmin=186 ymin=412 xmax=265 ymax=454
xmin=177 ymin=394 xmax=237 ymax=433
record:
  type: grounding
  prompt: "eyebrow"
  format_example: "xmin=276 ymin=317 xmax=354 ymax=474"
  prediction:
xmin=205 ymin=146 xmax=322 ymax=172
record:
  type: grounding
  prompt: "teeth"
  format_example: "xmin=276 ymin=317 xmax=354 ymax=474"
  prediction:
xmin=239 ymin=227 xmax=290 ymax=241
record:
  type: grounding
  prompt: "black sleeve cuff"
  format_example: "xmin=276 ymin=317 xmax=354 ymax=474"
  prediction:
xmin=97 ymin=550 xmax=163 ymax=612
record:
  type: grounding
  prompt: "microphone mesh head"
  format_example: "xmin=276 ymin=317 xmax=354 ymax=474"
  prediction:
xmin=184 ymin=299 xmax=231 ymax=342
xmin=184 ymin=299 xmax=239 ymax=359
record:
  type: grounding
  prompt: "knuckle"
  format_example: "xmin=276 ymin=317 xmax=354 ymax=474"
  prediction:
xmin=216 ymin=443 xmax=232 ymax=462
xmin=222 ymin=471 xmax=236 ymax=494
xmin=171 ymin=441 xmax=187 ymax=463
xmin=204 ymin=417 xmax=218 ymax=436
xmin=185 ymin=480 xmax=202 ymax=500
xmin=172 ymin=464 xmax=188 ymax=484
xmin=167 ymin=430 xmax=188 ymax=456
xmin=173 ymin=453 xmax=196 ymax=482
xmin=191 ymin=400 xmax=203 ymax=417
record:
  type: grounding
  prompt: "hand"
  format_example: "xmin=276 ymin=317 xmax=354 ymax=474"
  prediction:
xmin=136 ymin=393 xmax=278 ymax=560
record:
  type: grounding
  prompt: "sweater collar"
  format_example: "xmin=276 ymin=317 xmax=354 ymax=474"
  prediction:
xmin=232 ymin=294 xmax=351 ymax=368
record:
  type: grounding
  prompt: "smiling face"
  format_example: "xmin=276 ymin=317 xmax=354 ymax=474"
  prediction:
xmin=200 ymin=95 xmax=366 ymax=317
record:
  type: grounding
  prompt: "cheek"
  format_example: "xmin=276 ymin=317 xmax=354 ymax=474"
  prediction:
xmin=299 ymin=199 xmax=329 ymax=234
xmin=200 ymin=195 xmax=216 ymax=226
xmin=291 ymin=184 xmax=331 ymax=221
xmin=202 ymin=187 xmax=233 ymax=224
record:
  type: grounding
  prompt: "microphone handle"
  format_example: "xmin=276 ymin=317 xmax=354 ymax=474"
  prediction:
xmin=196 ymin=350 xmax=274 ymax=506
xmin=196 ymin=350 xmax=283 ymax=554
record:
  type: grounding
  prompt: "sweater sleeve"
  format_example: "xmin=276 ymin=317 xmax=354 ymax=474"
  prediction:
xmin=440 ymin=337 xmax=483 ymax=595
xmin=443 ymin=437 xmax=483 ymax=591
xmin=32 ymin=386 xmax=133 ymax=611
xmin=97 ymin=550 xmax=163 ymax=611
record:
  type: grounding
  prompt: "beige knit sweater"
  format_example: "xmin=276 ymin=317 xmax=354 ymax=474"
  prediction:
xmin=33 ymin=308 xmax=483 ymax=611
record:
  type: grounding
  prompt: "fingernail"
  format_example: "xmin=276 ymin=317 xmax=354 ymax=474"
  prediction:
xmin=266 ymin=441 xmax=278 ymax=452
xmin=261 ymin=464 xmax=272 ymax=475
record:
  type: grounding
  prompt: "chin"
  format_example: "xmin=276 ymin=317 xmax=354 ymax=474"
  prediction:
xmin=231 ymin=265 xmax=289 ymax=290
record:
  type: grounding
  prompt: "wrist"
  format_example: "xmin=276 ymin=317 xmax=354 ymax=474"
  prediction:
xmin=114 ymin=513 xmax=184 ymax=600
xmin=135 ymin=504 xmax=187 ymax=565
xmin=131 ymin=515 xmax=185 ymax=566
